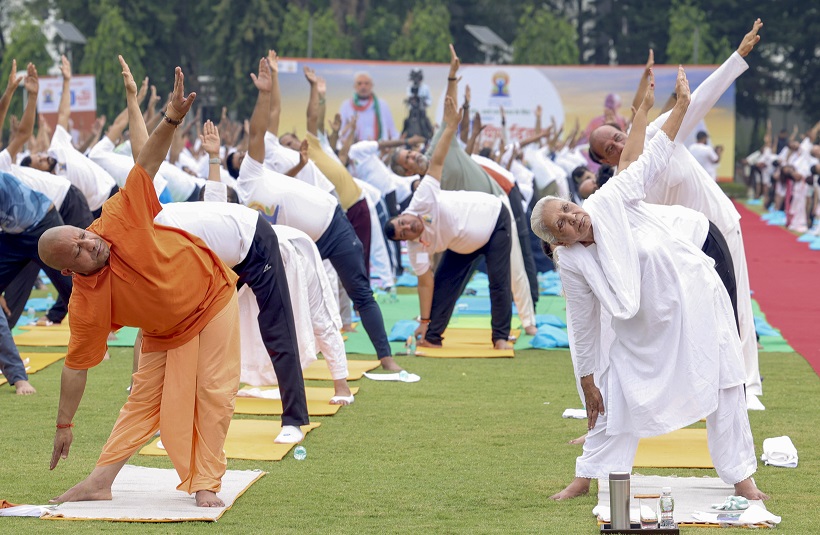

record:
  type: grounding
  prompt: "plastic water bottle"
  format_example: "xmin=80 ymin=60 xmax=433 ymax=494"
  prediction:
xmin=388 ymin=286 xmax=398 ymax=304
xmin=659 ymin=486 xmax=675 ymax=529
xmin=405 ymin=336 xmax=416 ymax=356
xmin=398 ymin=370 xmax=409 ymax=382
xmin=26 ymin=307 xmax=36 ymax=322
xmin=293 ymin=445 xmax=307 ymax=461
xmin=46 ymin=292 xmax=54 ymax=307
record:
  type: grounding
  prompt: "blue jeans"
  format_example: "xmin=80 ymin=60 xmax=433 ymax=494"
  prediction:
xmin=0 ymin=310 xmax=27 ymax=386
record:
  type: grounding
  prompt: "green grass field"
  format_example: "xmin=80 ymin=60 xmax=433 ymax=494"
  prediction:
xmin=2 ymin=290 xmax=818 ymax=533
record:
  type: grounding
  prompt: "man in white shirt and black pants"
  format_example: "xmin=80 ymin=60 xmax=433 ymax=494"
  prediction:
xmin=385 ymin=97 xmax=513 ymax=350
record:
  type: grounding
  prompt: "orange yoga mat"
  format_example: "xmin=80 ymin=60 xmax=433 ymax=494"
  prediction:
xmin=139 ymin=419 xmax=321 ymax=461
xmin=633 ymin=428 xmax=713 ymax=468
xmin=234 ymin=386 xmax=360 ymax=416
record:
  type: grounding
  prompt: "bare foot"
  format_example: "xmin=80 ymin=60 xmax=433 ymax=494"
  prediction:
xmin=568 ymin=433 xmax=586 ymax=445
xmin=417 ymin=338 xmax=442 ymax=348
xmin=494 ymin=339 xmax=513 ymax=350
xmin=379 ymin=356 xmax=403 ymax=371
xmin=550 ymin=477 xmax=591 ymax=500
xmin=14 ymin=380 xmax=36 ymax=395
xmin=50 ymin=477 xmax=113 ymax=503
xmin=734 ymin=478 xmax=770 ymax=500
xmin=36 ymin=316 xmax=54 ymax=326
xmin=341 ymin=324 xmax=358 ymax=333
xmin=524 ymin=325 xmax=538 ymax=335
xmin=195 ymin=490 xmax=224 ymax=507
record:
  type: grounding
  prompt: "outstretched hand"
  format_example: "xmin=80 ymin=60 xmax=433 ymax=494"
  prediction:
xmin=23 ymin=62 xmax=38 ymax=95
xmin=303 ymin=65 xmax=318 ymax=85
xmin=267 ymin=49 xmax=279 ymax=73
xmin=298 ymin=138 xmax=308 ymax=166
xmin=317 ymin=76 xmax=327 ymax=96
xmin=443 ymin=96 xmax=462 ymax=127
xmin=737 ymin=18 xmax=763 ymax=57
xmin=50 ymin=428 xmax=73 ymax=470
xmin=118 ymin=55 xmax=137 ymax=96
xmin=448 ymin=43 xmax=460 ymax=75
xmin=580 ymin=376 xmax=604 ymax=431
xmin=200 ymin=120 xmax=221 ymax=156
xmin=250 ymin=56 xmax=272 ymax=93
xmin=167 ymin=66 xmax=197 ymax=122
xmin=137 ymin=76 xmax=149 ymax=104
xmin=59 ymin=55 xmax=71 ymax=81
xmin=639 ymin=68 xmax=655 ymax=111
xmin=674 ymin=65 xmax=690 ymax=104
xmin=644 ymin=49 xmax=655 ymax=71
xmin=4 ymin=59 xmax=23 ymax=97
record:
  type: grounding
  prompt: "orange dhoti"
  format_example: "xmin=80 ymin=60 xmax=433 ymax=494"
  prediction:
xmin=97 ymin=292 xmax=240 ymax=494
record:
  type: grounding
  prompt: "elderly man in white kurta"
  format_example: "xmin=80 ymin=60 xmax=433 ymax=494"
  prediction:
xmin=588 ymin=20 xmax=765 ymax=408
xmin=535 ymin=66 xmax=767 ymax=502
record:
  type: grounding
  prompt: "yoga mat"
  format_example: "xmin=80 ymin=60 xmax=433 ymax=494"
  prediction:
xmin=106 ymin=327 xmax=140 ymax=347
xmin=42 ymin=465 xmax=264 ymax=522
xmin=0 ymin=353 xmax=65 ymax=386
xmin=12 ymin=329 xmax=70 ymax=347
xmin=234 ymin=386 xmax=360 ymax=416
xmin=139 ymin=419 xmax=321 ymax=461
xmin=596 ymin=475 xmax=775 ymax=527
xmin=415 ymin=346 xmax=514 ymax=358
xmin=633 ymin=428 xmax=713 ymax=468
xmin=751 ymin=299 xmax=794 ymax=353
xmin=439 ymin=328 xmax=521 ymax=346
xmin=301 ymin=359 xmax=380 ymax=381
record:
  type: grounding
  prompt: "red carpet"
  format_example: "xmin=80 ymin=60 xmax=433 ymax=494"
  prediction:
xmin=737 ymin=202 xmax=820 ymax=376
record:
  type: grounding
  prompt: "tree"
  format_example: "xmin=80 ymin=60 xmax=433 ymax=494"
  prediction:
xmin=80 ymin=0 xmax=147 ymax=121
xmin=389 ymin=1 xmax=453 ymax=63
xmin=0 ymin=13 xmax=52 ymax=82
xmin=277 ymin=4 xmax=353 ymax=59
xmin=512 ymin=6 xmax=580 ymax=65
xmin=358 ymin=6 xmax=403 ymax=60
xmin=666 ymin=0 xmax=732 ymax=64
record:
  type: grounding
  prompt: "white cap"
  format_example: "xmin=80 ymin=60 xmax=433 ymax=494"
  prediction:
xmin=662 ymin=486 xmax=672 ymax=493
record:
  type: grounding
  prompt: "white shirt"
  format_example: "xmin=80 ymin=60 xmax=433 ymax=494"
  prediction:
xmin=0 ymin=149 xmax=70 ymax=209
xmin=643 ymin=51 xmax=748 ymax=235
xmin=405 ymin=176 xmax=502 ymax=276
xmin=348 ymin=141 xmax=396 ymax=195
xmin=644 ymin=203 xmax=709 ymax=247
xmin=88 ymin=137 xmax=169 ymax=198
xmin=264 ymin=132 xmax=335 ymax=194
xmin=153 ymin=202 xmax=258 ymax=267
xmin=48 ymin=125 xmax=116 ymax=211
xmin=236 ymin=155 xmax=337 ymax=241
xmin=159 ymin=161 xmax=201 ymax=202
xmin=688 ymin=142 xmax=720 ymax=180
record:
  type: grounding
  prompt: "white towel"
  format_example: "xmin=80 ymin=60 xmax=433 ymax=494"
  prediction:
xmin=363 ymin=372 xmax=421 ymax=383
xmin=562 ymin=408 xmax=586 ymax=419
xmin=692 ymin=504 xmax=781 ymax=527
xmin=237 ymin=387 xmax=282 ymax=400
xmin=760 ymin=436 xmax=798 ymax=468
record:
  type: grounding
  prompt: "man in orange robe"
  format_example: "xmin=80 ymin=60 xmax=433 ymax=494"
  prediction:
xmin=41 ymin=60 xmax=238 ymax=508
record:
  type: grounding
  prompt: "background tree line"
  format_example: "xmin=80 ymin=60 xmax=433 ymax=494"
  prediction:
xmin=0 ymin=0 xmax=817 ymax=149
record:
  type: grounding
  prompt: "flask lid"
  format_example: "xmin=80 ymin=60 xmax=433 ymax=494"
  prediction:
xmin=609 ymin=472 xmax=630 ymax=481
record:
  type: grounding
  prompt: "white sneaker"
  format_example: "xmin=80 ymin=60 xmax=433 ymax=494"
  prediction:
xmin=274 ymin=425 xmax=304 ymax=444
xmin=746 ymin=393 xmax=765 ymax=411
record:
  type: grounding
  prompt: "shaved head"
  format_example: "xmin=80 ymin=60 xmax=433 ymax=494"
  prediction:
xmin=39 ymin=225 xmax=110 ymax=275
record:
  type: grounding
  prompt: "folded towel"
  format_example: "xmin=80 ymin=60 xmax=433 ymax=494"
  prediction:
xmin=761 ymin=436 xmax=798 ymax=467
xmin=562 ymin=408 xmax=586 ymax=419
xmin=237 ymin=387 xmax=281 ymax=400
xmin=711 ymin=496 xmax=749 ymax=510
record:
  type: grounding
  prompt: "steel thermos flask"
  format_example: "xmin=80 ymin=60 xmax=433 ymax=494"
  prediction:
xmin=609 ymin=472 xmax=631 ymax=529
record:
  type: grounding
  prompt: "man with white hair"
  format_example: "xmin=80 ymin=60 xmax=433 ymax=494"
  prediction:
xmin=339 ymin=71 xmax=398 ymax=141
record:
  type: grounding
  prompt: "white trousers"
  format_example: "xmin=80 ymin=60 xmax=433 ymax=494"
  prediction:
xmin=501 ymin=198 xmax=536 ymax=329
xmin=576 ymin=370 xmax=757 ymax=486
xmin=723 ymin=225 xmax=762 ymax=396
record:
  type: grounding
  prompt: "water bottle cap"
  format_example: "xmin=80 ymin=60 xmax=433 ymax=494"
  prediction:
xmin=662 ymin=486 xmax=672 ymax=493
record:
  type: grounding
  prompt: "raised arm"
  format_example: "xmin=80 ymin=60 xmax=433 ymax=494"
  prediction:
xmin=56 ymin=55 xmax=72 ymax=131
xmin=317 ymin=76 xmax=328 ymax=135
xmin=304 ymin=66 xmax=319 ymax=136
xmin=630 ymin=50 xmax=654 ymax=115
xmin=136 ymin=66 xmax=196 ymax=177
xmin=0 ymin=59 xmax=23 ymax=141
xmin=337 ymin=114 xmax=357 ymax=166
xmin=466 ymin=111 xmax=485 ymax=155
xmin=443 ymin=44 xmax=460 ymax=121
xmin=618 ymin=69 xmax=654 ymax=171
xmin=267 ymin=50 xmax=281 ymax=136
xmin=77 ymin=115 xmax=106 ymax=153
xmin=7 ymin=63 xmax=38 ymax=160
xmin=200 ymin=120 xmax=222 ymax=182
xmin=105 ymin=108 xmax=129 ymax=144
xmin=459 ymin=85 xmax=471 ymax=144
xmin=327 ymin=112 xmax=341 ymax=150
xmin=285 ymin=139 xmax=309 ymax=177
xmin=427 ymin=96 xmax=462 ymax=181
xmin=120 ymin=56 xmax=149 ymax=161
xmin=248 ymin=56 xmax=272 ymax=163
xmin=660 ymin=66 xmax=691 ymax=143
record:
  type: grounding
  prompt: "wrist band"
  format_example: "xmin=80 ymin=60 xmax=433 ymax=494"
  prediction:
xmin=162 ymin=111 xmax=182 ymax=126
xmin=417 ymin=317 xmax=431 ymax=324
xmin=448 ymin=77 xmax=457 ymax=81
xmin=56 ymin=422 xmax=74 ymax=429
xmin=209 ymin=157 xmax=220 ymax=165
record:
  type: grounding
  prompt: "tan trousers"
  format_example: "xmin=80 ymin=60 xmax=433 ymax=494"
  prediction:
xmin=97 ymin=292 xmax=240 ymax=494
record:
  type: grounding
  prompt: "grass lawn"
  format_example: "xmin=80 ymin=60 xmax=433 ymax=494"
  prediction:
xmin=2 ymin=290 xmax=818 ymax=533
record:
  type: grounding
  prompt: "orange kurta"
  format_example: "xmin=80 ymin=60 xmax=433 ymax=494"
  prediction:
xmin=65 ymin=165 xmax=237 ymax=370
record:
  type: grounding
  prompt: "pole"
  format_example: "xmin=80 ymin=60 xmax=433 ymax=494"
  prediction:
xmin=307 ymin=15 xmax=314 ymax=58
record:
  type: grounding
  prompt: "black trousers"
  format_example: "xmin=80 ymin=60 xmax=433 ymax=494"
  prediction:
xmin=701 ymin=220 xmax=739 ymax=332
xmin=3 ymin=185 xmax=93 ymax=326
xmin=0 ymin=209 xmax=73 ymax=322
xmin=427 ymin=208 xmax=512 ymax=344
xmin=507 ymin=184 xmax=539 ymax=304
xmin=234 ymin=215 xmax=308 ymax=427
xmin=316 ymin=206 xmax=392 ymax=358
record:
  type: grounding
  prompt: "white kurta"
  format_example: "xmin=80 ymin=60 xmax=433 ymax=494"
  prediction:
xmin=557 ymin=131 xmax=744 ymax=438
xmin=643 ymin=51 xmax=761 ymax=397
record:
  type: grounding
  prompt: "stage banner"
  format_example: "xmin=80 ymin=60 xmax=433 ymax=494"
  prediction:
xmin=37 ymin=75 xmax=97 ymax=114
xmin=276 ymin=59 xmax=735 ymax=180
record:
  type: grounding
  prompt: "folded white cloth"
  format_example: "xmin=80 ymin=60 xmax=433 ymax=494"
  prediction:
xmin=692 ymin=504 xmax=781 ymax=527
xmin=237 ymin=387 xmax=282 ymax=400
xmin=562 ymin=408 xmax=586 ymax=419
xmin=0 ymin=505 xmax=55 ymax=517
xmin=363 ymin=372 xmax=421 ymax=383
xmin=761 ymin=436 xmax=798 ymax=467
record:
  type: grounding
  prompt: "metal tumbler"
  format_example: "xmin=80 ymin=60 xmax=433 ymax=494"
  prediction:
xmin=609 ymin=471 xmax=631 ymax=530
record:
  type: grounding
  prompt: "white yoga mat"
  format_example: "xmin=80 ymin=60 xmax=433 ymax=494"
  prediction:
xmin=596 ymin=475 xmax=778 ymax=527
xmin=42 ymin=465 xmax=265 ymax=522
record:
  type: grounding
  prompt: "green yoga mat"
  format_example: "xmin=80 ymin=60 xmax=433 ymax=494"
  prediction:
xmin=107 ymin=326 xmax=140 ymax=347
xmin=751 ymin=299 xmax=794 ymax=353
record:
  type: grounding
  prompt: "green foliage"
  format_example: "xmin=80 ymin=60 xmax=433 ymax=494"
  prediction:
xmin=0 ymin=13 xmax=52 ymax=84
xmin=79 ymin=0 xmax=146 ymax=121
xmin=359 ymin=6 xmax=403 ymax=60
xmin=666 ymin=0 xmax=733 ymax=64
xmin=512 ymin=5 xmax=580 ymax=65
xmin=388 ymin=1 xmax=453 ymax=63
xmin=277 ymin=5 xmax=353 ymax=59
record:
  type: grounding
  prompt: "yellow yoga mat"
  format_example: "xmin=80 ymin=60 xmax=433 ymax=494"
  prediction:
xmin=0 ymin=352 xmax=65 ymax=386
xmin=301 ymin=359 xmax=380 ymax=381
xmin=139 ymin=419 xmax=321 ymax=461
xmin=19 ymin=322 xmax=72 ymax=331
xmin=439 ymin=328 xmax=520 ymax=345
xmin=13 ymin=329 xmax=71 ymax=346
xmin=235 ymin=386 xmax=360 ymax=416
xmin=633 ymin=428 xmax=713 ymax=468
xmin=413 ymin=329 xmax=518 ymax=358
